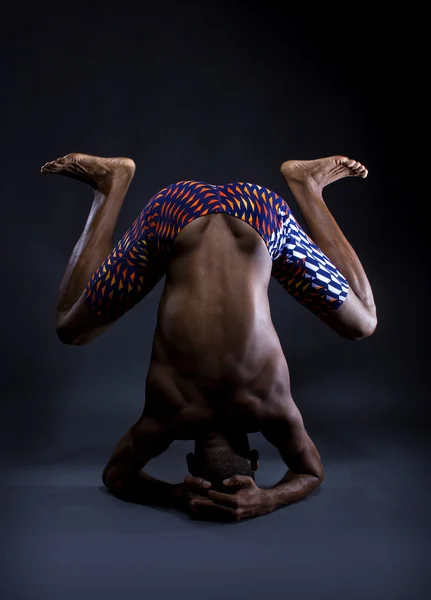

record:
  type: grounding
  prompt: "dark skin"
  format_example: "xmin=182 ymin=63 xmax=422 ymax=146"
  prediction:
xmin=41 ymin=153 xmax=376 ymax=522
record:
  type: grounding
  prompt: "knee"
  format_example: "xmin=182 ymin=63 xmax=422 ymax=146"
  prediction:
xmin=56 ymin=326 xmax=79 ymax=345
xmin=56 ymin=311 xmax=77 ymax=345
xmin=56 ymin=322 xmax=90 ymax=345
xmin=346 ymin=310 xmax=377 ymax=341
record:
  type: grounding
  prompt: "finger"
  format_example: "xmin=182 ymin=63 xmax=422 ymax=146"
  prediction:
xmin=183 ymin=475 xmax=212 ymax=492
xmin=41 ymin=162 xmax=56 ymax=172
xmin=223 ymin=475 xmax=254 ymax=488
xmin=191 ymin=499 xmax=239 ymax=518
xmin=207 ymin=489 xmax=240 ymax=507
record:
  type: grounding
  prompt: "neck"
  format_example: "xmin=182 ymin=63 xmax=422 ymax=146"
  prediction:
xmin=195 ymin=429 xmax=250 ymax=455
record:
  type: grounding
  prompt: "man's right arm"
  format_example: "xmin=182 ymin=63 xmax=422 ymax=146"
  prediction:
xmin=102 ymin=417 xmax=181 ymax=509
xmin=260 ymin=409 xmax=324 ymax=511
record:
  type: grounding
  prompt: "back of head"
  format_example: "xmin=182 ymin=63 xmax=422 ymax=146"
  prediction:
xmin=187 ymin=430 xmax=257 ymax=492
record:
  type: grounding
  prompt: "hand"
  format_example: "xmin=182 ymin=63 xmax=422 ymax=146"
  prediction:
xmin=176 ymin=475 xmax=212 ymax=515
xmin=190 ymin=475 xmax=273 ymax=522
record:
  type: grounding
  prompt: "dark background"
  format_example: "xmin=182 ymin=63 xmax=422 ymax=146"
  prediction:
xmin=1 ymin=2 xmax=428 ymax=599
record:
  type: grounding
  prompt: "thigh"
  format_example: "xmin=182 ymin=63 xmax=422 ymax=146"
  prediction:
xmin=272 ymin=208 xmax=349 ymax=318
xmin=63 ymin=201 xmax=169 ymax=344
xmin=59 ymin=238 xmax=167 ymax=344
xmin=84 ymin=219 xmax=167 ymax=324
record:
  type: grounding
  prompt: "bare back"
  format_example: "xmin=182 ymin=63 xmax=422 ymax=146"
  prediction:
xmin=144 ymin=213 xmax=292 ymax=437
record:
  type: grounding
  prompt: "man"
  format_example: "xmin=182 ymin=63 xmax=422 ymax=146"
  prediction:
xmin=41 ymin=152 xmax=376 ymax=522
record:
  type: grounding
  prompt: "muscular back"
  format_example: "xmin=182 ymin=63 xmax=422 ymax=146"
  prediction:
xmin=145 ymin=213 xmax=293 ymax=437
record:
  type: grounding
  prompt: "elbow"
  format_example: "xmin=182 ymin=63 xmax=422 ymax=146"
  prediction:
xmin=102 ymin=467 xmax=125 ymax=494
xmin=313 ymin=463 xmax=324 ymax=484
xmin=102 ymin=466 xmax=113 ymax=489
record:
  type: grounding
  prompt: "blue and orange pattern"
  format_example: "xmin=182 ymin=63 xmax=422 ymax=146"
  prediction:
xmin=84 ymin=181 xmax=349 ymax=321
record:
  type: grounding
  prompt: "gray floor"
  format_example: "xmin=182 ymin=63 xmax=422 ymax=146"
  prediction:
xmin=2 ymin=430 xmax=429 ymax=600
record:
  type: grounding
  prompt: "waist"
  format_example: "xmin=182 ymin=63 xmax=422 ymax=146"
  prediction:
xmin=153 ymin=282 xmax=279 ymax=384
xmin=147 ymin=291 xmax=289 ymax=437
xmin=153 ymin=209 xmax=280 ymax=381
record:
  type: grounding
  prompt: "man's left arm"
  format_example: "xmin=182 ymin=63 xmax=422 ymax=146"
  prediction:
xmin=258 ymin=408 xmax=324 ymax=512
xmin=264 ymin=430 xmax=324 ymax=512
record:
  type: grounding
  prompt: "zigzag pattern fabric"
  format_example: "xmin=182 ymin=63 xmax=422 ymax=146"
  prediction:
xmin=85 ymin=180 xmax=348 ymax=321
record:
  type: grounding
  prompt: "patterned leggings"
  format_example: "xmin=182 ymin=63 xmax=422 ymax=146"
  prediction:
xmin=85 ymin=180 xmax=349 ymax=322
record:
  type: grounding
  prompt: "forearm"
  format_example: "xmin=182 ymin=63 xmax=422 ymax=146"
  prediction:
xmin=267 ymin=469 xmax=323 ymax=510
xmin=109 ymin=470 xmax=181 ymax=509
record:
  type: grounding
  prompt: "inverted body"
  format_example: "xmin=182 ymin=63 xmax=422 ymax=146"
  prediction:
xmin=43 ymin=152 xmax=376 ymax=520
xmin=84 ymin=180 xmax=349 ymax=439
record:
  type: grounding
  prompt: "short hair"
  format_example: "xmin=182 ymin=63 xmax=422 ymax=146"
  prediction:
xmin=194 ymin=447 xmax=254 ymax=491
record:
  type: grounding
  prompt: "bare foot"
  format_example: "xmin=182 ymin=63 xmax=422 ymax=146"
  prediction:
xmin=280 ymin=155 xmax=368 ymax=192
xmin=40 ymin=153 xmax=136 ymax=195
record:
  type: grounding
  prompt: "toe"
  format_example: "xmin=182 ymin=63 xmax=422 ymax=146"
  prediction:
xmin=42 ymin=161 xmax=60 ymax=172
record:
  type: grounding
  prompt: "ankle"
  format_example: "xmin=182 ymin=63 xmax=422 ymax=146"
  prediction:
xmin=287 ymin=177 xmax=322 ymax=198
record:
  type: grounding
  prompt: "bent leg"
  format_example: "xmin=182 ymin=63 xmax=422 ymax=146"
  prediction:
xmin=42 ymin=153 xmax=165 ymax=345
xmin=42 ymin=153 xmax=135 ymax=343
xmin=279 ymin=155 xmax=377 ymax=340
